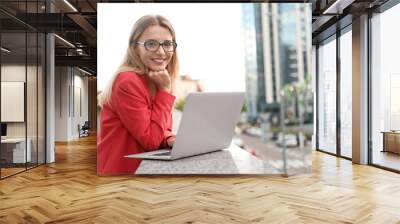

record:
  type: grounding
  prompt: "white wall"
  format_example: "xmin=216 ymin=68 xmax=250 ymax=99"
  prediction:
xmin=72 ymin=72 xmax=89 ymax=138
xmin=1 ymin=65 xmax=38 ymax=137
xmin=1 ymin=66 xmax=26 ymax=132
xmin=1 ymin=64 xmax=46 ymax=164
xmin=55 ymin=67 xmax=67 ymax=141
xmin=55 ymin=67 xmax=89 ymax=141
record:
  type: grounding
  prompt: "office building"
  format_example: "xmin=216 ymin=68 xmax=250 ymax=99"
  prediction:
xmin=242 ymin=3 xmax=312 ymax=123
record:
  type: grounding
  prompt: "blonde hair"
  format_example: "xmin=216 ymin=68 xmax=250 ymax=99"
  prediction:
xmin=99 ymin=15 xmax=179 ymax=107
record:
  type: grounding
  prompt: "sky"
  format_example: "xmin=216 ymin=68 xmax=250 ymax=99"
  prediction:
xmin=97 ymin=3 xmax=246 ymax=92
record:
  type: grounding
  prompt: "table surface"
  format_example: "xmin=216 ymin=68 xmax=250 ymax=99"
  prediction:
xmin=1 ymin=138 xmax=27 ymax=143
xmin=129 ymin=144 xmax=281 ymax=175
xmin=381 ymin=131 xmax=400 ymax=134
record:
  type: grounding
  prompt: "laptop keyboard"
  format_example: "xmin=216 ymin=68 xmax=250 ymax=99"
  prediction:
xmin=153 ymin=151 xmax=171 ymax=156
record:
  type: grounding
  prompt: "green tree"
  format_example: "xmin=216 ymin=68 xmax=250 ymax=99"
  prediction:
xmin=175 ymin=99 xmax=185 ymax=112
xmin=241 ymin=101 xmax=247 ymax=113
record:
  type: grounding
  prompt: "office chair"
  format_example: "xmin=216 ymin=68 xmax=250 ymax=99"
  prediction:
xmin=79 ymin=121 xmax=90 ymax=138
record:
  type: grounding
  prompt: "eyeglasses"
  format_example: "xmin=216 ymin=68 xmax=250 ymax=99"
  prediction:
xmin=136 ymin=39 xmax=177 ymax=52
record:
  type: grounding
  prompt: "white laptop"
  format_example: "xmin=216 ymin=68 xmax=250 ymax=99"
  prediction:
xmin=125 ymin=92 xmax=245 ymax=160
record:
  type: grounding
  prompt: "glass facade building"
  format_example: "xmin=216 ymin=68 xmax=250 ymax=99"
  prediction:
xmin=242 ymin=3 xmax=312 ymax=123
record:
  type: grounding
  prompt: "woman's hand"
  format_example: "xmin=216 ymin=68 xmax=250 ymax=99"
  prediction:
xmin=148 ymin=69 xmax=171 ymax=92
xmin=166 ymin=135 xmax=176 ymax=148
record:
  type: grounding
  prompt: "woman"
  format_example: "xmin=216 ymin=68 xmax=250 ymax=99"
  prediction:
xmin=98 ymin=15 xmax=179 ymax=175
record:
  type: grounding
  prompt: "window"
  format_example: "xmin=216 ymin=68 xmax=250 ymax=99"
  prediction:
xmin=0 ymin=1 xmax=46 ymax=179
xmin=371 ymin=3 xmax=400 ymax=171
xmin=317 ymin=36 xmax=337 ymax=154
xmin=339 ymin=28 xmax=352 ymax=158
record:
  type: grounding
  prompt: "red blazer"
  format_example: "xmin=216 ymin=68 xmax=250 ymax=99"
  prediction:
xmin=97 ymin=71 xmax=175 ymax=175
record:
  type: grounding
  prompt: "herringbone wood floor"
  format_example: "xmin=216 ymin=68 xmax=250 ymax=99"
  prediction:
xmin=1 ymin=135 xmax=400 ymax=224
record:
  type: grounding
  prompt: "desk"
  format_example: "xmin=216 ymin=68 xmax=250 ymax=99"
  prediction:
xmin=1 ymin=138 xmax=31 ymax=164
xmin=128 ymin=144 xmax=280 ymax=175
xmin=382 ymin=131 xmax=400 ymax=154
